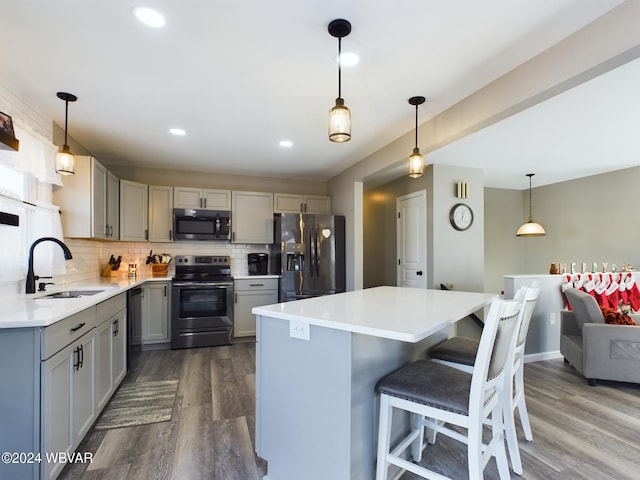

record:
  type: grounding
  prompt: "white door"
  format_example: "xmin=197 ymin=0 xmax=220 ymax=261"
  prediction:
xmin=397 ymin=190 xmax=427 ymax=288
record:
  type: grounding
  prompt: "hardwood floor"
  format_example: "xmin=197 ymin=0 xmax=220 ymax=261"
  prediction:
xmin=59 ymin=344 xmax=640 ymax=480
xmin=59 ymin=340 xmax=265 ymax=480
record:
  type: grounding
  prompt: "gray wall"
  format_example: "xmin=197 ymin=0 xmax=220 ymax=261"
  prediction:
xmin=484 ymin=188 xmax=524 ymax=295
xmin=486 ymin=166 xmax=640 ymax=283
xmin=363 ymin=164 xmax=484 ymax=295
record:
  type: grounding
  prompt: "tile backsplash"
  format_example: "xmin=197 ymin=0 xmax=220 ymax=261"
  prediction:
xmin=59 ymin=238 xmax=269 ymax=283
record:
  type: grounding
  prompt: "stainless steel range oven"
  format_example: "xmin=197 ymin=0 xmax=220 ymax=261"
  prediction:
xmin=171 ymin=255 xmax=234 ymax=349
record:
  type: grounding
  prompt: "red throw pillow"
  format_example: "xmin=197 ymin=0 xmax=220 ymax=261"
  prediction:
xmin=599 ymin=306 xmax=636 ymax=325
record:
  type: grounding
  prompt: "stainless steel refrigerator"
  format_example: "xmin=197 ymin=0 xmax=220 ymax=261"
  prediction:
xmin=271 ymin=213 xmax=346 ymax=302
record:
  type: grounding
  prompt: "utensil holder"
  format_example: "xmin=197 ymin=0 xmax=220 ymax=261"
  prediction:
xmin=151 ymin=263 xmax=169 ymax=277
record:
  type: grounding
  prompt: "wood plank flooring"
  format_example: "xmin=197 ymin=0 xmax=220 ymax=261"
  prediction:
xmin=59 ymin=340 xmax=265 ymax=480
xmin=59 ymin=344 xmax=640 ymax=480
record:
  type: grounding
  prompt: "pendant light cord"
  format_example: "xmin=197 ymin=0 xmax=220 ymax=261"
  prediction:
xmin=63 ymin=99 xmax=69 ymax=146
xmin=337 ymin=37 xmax=342 ymax=99
xmin=528 ymin=175 xmax=533 ymax=221
xmin=414 ymin=104 xmax=418 ymax=148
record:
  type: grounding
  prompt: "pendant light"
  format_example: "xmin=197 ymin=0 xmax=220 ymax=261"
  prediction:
xmin=408 ymin=96 xmax=426 ymax=178
xmin=516 ymin=173 xmax=546 ymax=236
xmin=55 ymin=92 xmax=78 ymax=175
xmin=328 ymin=19 xmax=352 ymax=143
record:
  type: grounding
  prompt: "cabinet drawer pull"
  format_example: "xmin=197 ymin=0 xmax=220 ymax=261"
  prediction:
xmin=74 ymin=345 xmax=84 ymax=370
xmin=249 ymin=283 xmax=265 ymax=287
xmin=70 ymin=322 xmax=86 ymax=333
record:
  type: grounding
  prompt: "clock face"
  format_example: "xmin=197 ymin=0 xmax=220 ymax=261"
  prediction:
xmin=450 ymin=203 xmax=473 ymax=231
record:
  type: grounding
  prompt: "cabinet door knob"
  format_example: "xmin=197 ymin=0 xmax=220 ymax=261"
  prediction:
xmin=416 ymin=271 xmax=423 ymax=276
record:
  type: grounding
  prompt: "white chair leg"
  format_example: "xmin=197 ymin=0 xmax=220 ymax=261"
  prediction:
xmin=411 ymin=414 xmax=425 ymax=462
xmin=492 ymin=405 xmax=511 ymax=480
xmin=376 ymin=394 xmax=392 ymax=480
xmin=516 ymin=398 xmax=533 ymax=442
xmin=515 ymin=366 xmax=533 ymax=441
xmin=504 ymin=376 xmax=523 ymax=474
xmin=467 ymin=422 xmax=483 ymax=480
xmin=504 ymin=403 xmax=523 ymax=475
xmin=426 ymin=418 xmax=442 ymax=444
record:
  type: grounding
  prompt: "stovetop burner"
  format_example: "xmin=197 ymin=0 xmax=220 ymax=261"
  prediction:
xmin=173 ymin=255 xmax=232 ymax=282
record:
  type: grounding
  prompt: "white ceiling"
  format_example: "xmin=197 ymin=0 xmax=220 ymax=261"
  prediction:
xmin=0 ymin=0 xmax=633 ymax=189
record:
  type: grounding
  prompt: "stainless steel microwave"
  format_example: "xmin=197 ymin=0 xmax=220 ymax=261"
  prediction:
xmin=173 ymin=209 xmax=231 ymax=241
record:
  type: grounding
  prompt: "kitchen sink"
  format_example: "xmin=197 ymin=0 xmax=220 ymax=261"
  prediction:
xmin=41 ymin=290 xmax=106 ymax=299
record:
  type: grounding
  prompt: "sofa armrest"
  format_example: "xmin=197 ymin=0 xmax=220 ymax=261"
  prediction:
xmin=582 ymin=323 xmax=640 ymax=383
xmin=561 ymin=310 xmax=581 ymax=335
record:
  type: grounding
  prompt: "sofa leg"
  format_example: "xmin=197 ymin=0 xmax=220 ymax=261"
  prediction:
xmin=588 ymin=378 xmax=597 ymax=386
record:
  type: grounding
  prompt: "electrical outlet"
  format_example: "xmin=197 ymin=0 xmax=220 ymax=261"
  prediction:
xmin=549 ymin=312 xmax=556 ymax=325
xmin=289 ymin=321 xmax=310 ymax=341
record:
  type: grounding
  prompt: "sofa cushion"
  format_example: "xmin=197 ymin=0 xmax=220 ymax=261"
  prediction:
xmin=565 ymin=288 xmax=604 ymax=331
xmin=600 ymin=307 xmax=636 ymax=325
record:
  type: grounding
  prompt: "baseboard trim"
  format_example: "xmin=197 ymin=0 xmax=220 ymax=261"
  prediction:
xmin=524 ymin=350 xmax=563 ymax=363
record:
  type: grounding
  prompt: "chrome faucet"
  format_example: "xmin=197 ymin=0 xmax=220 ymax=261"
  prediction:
xmin=25 ymin=237 xmax=73 ymax=294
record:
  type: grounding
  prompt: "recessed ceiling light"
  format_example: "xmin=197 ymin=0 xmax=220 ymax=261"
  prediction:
xmin=338 ymin=52 xmax=359 ymax=67
xmin=132 ymin=6 xmax=166 ymax=28
xmin=170 ymin=128 xmax=186 ymax=136
xmin=279 ymin=140 xmax=293 ymax=148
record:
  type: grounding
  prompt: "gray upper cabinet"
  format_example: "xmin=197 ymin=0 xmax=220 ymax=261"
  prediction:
xmin=120 ymin=180 xmax=148 ymax=241
xmin=106 ymin=171 xmax=119 ymax=239
xmin=232 ymin=191 xmax=274 ymax=244
xmin=274 ymin=193 xmax=331 ymax=214
xmin=149 ymin=185 xmax=174 ymax=242
xmin=54 ymin=155 xmax=119 ymax=239
xmin=174 ymin=187 xmax=231 ymax=210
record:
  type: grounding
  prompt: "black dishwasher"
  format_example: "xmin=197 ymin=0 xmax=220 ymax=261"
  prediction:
xmin=127 ymin=286 xmax=143 ymax=370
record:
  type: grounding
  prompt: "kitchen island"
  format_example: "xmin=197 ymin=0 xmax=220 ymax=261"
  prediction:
xmin=252 ymin=286 xmax=496 ymax=480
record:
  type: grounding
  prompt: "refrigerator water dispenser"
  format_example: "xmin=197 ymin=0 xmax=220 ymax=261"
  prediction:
xmin=286 ymin=253 xmax=304 ymax=271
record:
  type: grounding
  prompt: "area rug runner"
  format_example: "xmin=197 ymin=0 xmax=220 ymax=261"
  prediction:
xmin=94 ymin=379 xmax=178 ymax=430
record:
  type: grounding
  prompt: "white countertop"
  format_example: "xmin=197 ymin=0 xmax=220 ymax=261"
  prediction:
xmin=252 ymin=286 xmax=496 ymax=342
xmin=1 ymin=276 xmax=170 ymax=329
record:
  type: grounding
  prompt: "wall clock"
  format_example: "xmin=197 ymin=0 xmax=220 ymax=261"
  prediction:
xmin=449 ymin=203 xmax=473 ymax=231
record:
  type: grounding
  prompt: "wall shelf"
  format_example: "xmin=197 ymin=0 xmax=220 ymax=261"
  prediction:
xmin=0 ymin=130 xmax=19 ymax=151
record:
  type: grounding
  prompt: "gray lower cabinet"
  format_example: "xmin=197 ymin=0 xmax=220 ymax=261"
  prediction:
xmin=41 ymin=308 xmax=97 ymax=480
xmin=142 ymin=281 xmax=170 ymax=344
xmin=95 ymin=296 xmax=127 ymax=412
xmin=0 ymin=293 xmax=127 ymax=480
xmin=41 ymin=328 xmax=94 ymax=480
xmin=95 ymin=318 xmax=113 ymax=411
xmin=234 ymin=278 xmax=278 ymax=337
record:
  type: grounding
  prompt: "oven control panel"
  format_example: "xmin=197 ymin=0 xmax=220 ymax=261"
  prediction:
xmin=175 ymin=255 xmax=230 ymax=266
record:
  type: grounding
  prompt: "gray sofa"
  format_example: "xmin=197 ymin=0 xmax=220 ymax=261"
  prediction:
xmin=561 ymin=288 xmax=640 ymax=386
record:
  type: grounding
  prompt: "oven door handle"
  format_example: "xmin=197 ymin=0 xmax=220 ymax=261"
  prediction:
xmin=172 ymin=282 xmax=234 ymax=288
